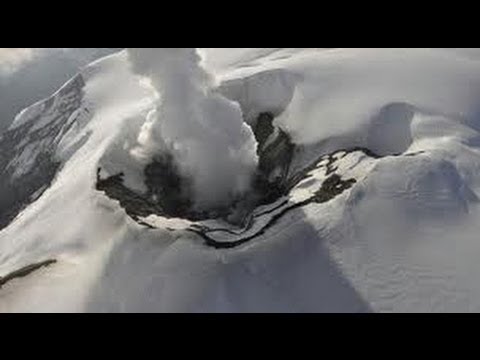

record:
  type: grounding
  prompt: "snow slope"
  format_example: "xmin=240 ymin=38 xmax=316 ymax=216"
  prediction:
xmin=2 ymin=48 xmax=480 ymax=312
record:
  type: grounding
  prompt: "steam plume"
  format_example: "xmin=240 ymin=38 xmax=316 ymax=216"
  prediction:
xmin=127 ymin=48 xmax=258 ymax=211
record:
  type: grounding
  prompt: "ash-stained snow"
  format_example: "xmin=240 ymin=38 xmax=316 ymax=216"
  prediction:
xmin=2 ymin=48 xmax=480 ymax=312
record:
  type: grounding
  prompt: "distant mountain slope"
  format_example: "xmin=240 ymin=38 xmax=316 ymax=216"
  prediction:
xmin=0 ymin=48 xmax=121 ymax=133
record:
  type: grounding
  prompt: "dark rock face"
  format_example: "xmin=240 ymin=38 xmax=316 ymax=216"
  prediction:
xmin=313 ymin=174 xmax=357 ymax=203
xmin=0 ymin=259 xmax=57 ymax=289
xmin=254 ymin=112 xmax=276 ymax=148
xmin=96 ymin=171 xmax=166 ymax=222
xmin=252 ymin=112 xmax=295 ymax=205
xmin=0 ymin=154 xmax=60 ymax=231
xmin=0 ymin=75 xmax=86 ymax=232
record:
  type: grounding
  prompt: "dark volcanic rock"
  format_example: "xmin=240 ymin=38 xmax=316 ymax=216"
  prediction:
xmin=96 ymin=171 xmax=166 ymax=220
xmin=0 ymin=259 xmax=57 ymax=289
xmin=251 ymin=112 xmax=296 ymax=205
xmin=254 ymin=112 xmax=276 ymax=148
xmin=314 ymin=174 xmax=357 ymax=203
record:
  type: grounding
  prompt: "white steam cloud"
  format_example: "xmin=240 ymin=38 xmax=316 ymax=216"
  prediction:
xmin=0 ymin=48 xmax=38 ymax=76
xmin=127 ymin=48 xmax=258 ymax=210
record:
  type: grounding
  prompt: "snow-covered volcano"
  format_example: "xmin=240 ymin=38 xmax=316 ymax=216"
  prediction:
xmin=2 ymin=48 xmax=480 ymax=312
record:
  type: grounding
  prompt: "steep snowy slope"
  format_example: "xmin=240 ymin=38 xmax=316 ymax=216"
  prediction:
xmin=2 ymin=48 xmax=480 ymax=312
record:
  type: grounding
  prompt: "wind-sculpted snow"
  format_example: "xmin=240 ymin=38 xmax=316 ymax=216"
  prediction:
xmin=218 ymin=69 xmax=299 ymax=126
xmin=3 ymin=49 xmax=480 ymax=312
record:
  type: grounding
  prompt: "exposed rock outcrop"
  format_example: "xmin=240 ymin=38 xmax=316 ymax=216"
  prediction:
xmin=0 ymin=75 xmax=86 ymax=232
xmin=0 ymin=259 xmax=57 ymax=289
